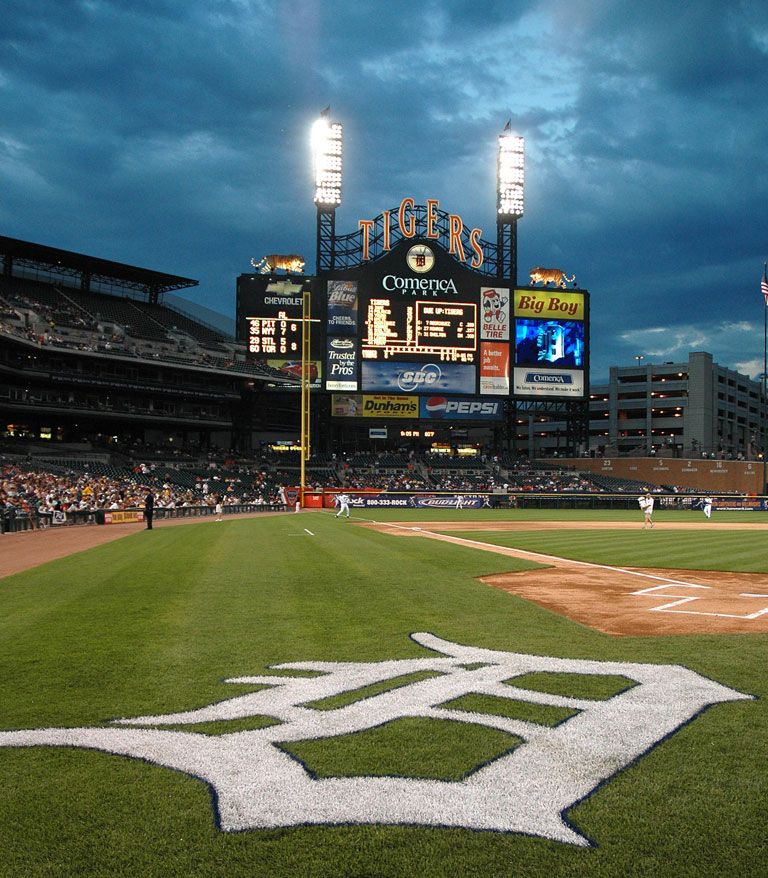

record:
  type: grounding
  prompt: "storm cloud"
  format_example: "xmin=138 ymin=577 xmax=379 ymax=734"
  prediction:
xmin=2 ymin=0 xmax=766 ymax=379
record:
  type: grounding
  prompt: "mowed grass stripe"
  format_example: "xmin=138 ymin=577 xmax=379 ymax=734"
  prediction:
xmin=0 ymin=514 xmax=540 ymax=729
xmin=0 ymin=510 xmax=766 ymax=878
xmin=446 ymin=527 xmax=768 ymax=572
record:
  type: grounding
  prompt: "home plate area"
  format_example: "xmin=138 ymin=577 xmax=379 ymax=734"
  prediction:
xmin=480 ymin=566 xmax=768 ymax=636
xmin=366 ymin=522 xmax=768 ymax=636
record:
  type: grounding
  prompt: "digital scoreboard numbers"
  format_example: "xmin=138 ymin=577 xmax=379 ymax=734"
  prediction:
xmin=247 ymin=312 xmax=301 ymax=357
xmin=362 ymin=298 xmax=477 ymax=362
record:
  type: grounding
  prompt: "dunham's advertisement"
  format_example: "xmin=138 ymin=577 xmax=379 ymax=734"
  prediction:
xmin=331 ymin=394 xmax=419 ymax=418
xmin=325 ymin=337 xmax=358 ymax=391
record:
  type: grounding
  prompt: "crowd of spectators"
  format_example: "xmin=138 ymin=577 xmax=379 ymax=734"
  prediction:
xmin=0 ymin=458 xmax=289 ymax=531
xmin=0 ymin=287 xmax=237 ymax=371
xmin=3 ymin=440 xmax=732 ymax=535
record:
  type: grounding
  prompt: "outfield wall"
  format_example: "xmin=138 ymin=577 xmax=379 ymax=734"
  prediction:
xmin=311 ymin=490 xmax=767 ymax=511
xmin=557 ymin=457 xmax=763 ymax=493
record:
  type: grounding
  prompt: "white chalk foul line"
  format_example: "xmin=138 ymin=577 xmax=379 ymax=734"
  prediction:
xmin=386 ymin=522 xmax=713 ymax=590
xmin=304 ymin=529 xmax=315 ymax=536
xmin=376 ymin=520 xmax=768 ymax=621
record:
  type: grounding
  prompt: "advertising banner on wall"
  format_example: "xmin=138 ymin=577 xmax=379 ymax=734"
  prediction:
xmin=480 ymin=287 xmax=510 ymax=340
xmin=326 ymin=337 xmax=358 ymax=391
xmin=419 ymin=396 xmax=503 ymax=420
xmin=266 ymin=359 xmax=322 ymax=389
xmin=331 ymin=395 xmax=419 ymax=418
xmin=322 ymin=493 xmax=491 ymax=509
xmin=361 ymin=361 xmax=476 ymax=395
xmin=514 ymin=290 xmax=585 ymax=321
xmin=327 ymin=280 xmax=359 ymax=336
xmin=479 ymin=343 xmax=510 ymax=395
xmin=513 ymin=368 xmax=584 ymax=397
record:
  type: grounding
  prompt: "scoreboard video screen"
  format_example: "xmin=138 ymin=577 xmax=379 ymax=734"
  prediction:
xmin=514 ymin=318 xmax=584 ymax=369
xmin=362 ymin=298 xmax=477 ymax=362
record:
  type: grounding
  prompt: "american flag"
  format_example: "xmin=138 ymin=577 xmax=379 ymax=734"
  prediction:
xmin=762 ymin=265 xmax=768 ymax=305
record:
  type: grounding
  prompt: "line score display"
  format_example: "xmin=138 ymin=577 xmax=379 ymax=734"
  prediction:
xmin=362 ymin=298 xmax=477 ymax=362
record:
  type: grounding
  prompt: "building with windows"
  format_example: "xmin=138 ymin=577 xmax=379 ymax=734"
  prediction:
xmin=589 ymin=352 xmax=766 ymax=459
xmin=518 ymin=352 xmax=767 ymax=461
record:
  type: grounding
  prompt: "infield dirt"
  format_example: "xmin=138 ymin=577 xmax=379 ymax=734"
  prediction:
xmin=363 ymin=520 xmax=768 ymax=636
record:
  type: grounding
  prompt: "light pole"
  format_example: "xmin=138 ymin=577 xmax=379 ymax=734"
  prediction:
xmin=312 ymin=108 xmax=343 ymax=273
xmin=496 ymin=121 xmax=524 ymax=283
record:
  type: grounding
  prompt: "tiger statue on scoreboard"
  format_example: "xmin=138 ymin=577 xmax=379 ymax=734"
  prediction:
xmin=250 ymin=254 xmax=306 ymax=275
xmin=529 ymin=267 xmax=576 ymax=288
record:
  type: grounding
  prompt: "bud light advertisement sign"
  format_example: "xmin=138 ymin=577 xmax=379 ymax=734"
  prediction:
xmin=420 ymin=396 xmax=503 ymax=420
xmin=409 ymin=495 xmax=490 ymax=509
xmin=362 ymin=361 xmax=475 ymax=395
xmin=327 ymin=280 xmax=358 ymax=336
xmin=324 ymin=493 xmax=490 ymax=509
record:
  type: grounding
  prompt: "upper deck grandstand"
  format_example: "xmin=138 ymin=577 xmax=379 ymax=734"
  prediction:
xmin=0 ymin=236 xmax=299 ymax=453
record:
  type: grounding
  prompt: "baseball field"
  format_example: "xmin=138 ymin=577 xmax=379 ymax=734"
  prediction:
xmin=1 ymin=508 xmax=766 ymax=877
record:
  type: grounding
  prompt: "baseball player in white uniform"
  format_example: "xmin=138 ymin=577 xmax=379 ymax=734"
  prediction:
xmin=638 ymin=491 xmax=655 ymax=528
xmin=703 ymin=496 xmax=713 ymax=519
xmin=335 ymin=493 xmax=351 ymax=519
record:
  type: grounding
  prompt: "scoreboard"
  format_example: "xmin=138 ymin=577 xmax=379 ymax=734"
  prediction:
xmin=246 ymin=313 xmax=302 ymax=358
xmin=236 ymin=274 xmax=322 ymax=389
xmin=237 ymin=235 xmax=588 ymax=407
xmin=362 ymin=299 xmax=477 ymax=361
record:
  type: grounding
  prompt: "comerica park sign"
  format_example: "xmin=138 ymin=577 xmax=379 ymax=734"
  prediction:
xmin=358 ymin=198 xmax=485 ymax=269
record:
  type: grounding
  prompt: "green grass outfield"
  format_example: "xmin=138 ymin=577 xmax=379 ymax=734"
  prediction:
xmin=0 ymin=509 xmax=766 ymax=877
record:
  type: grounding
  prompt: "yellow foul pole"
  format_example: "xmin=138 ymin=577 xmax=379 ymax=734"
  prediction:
xmin=300 ymin=288 xmax=311 ymax=507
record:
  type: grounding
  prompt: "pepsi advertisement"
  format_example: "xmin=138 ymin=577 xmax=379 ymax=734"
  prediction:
xmin=420 ymin=396 xmax=503 ymax=420
xmin=515 ymin=319 xmax=584 ymax=369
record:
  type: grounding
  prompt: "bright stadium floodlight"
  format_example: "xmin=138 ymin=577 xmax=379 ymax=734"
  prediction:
xmin=312 ymin=108 xmax=343 ymax=206
xmin=497 ymin=123 xmax=524 ymax=217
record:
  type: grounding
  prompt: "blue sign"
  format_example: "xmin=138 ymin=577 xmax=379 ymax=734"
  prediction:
xmin=362 ymin=361 xmax=476 ymax=395
xmin=419 ymin=396 xmax=503 ymax=420
xmin=327 ymin=280 xmax=358 ymax=336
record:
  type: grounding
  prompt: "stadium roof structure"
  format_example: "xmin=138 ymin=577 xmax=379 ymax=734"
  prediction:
xmin=0 ymin=235 xmax=198 ymax=302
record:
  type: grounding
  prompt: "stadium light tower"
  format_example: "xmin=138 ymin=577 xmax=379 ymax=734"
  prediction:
xmin=312 ymin=107 xmax=343 ymax=272
xmin=496 ymin=121 xmax=524 ymax=283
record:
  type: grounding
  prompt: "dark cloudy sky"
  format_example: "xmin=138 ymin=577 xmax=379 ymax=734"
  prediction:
xmin=2 ymin=0 xmax=767 ymax=380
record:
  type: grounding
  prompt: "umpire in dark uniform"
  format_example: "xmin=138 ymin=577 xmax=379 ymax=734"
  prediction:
xmin=144 ymin=490 xmax=154 ymax=530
